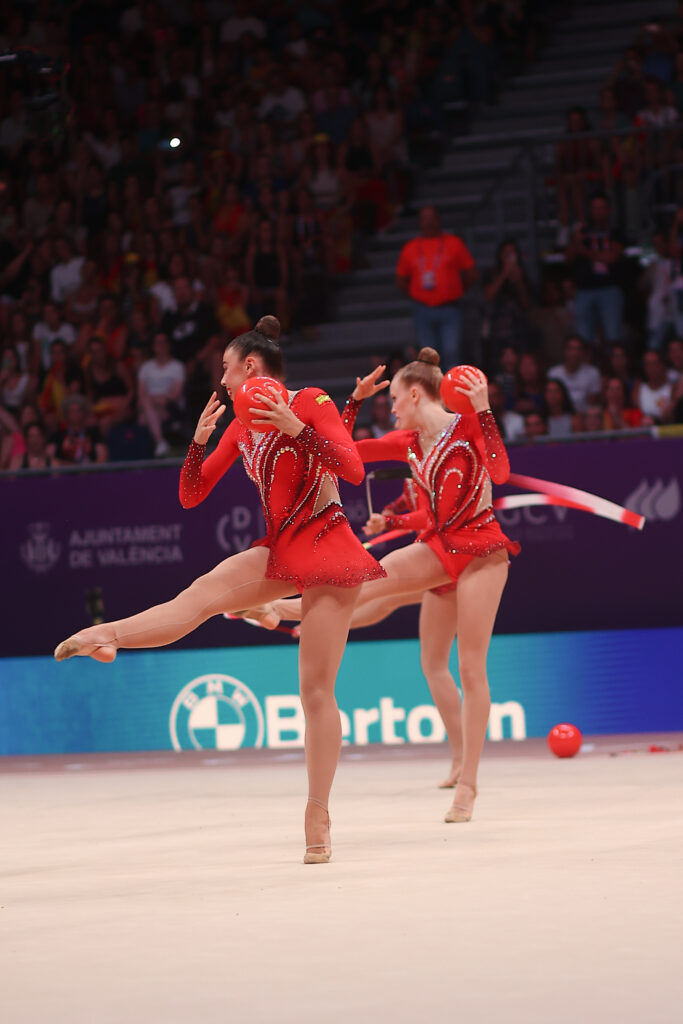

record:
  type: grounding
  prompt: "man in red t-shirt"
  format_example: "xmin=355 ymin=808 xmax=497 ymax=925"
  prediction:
xmin=396 ymin=206 xmax=478 ymax=367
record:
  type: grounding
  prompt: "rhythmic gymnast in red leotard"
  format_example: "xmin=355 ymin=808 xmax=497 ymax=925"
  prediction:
xmin=54 ymin=316 xmax=384 ymax=864
xmin=343 ymin=371 xmax=466 ymax=789
xmin=264 ymin=347 xmax=519 ymax=824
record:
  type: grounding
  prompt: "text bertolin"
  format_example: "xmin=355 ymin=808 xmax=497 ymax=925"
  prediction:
xmin=265 ymin=695 xmax=527 ymax=746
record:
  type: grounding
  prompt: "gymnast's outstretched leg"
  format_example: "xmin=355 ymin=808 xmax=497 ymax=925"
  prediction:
xmin=54 ymin=547 xmax=297 ymax=662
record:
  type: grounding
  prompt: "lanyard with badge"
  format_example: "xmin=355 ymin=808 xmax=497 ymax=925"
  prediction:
xmin=418 ymin=237 xmax=444 ymax=290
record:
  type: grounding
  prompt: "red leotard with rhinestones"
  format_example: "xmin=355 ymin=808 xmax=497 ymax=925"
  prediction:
xmin=180 ymin=388 xmax=385 ymax=590
xmin=343 ymin=399 xmax=519 ymax=585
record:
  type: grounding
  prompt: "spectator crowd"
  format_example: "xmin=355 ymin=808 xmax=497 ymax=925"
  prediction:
xmin=546 ymin=9 xmax=683 ymax=354
xmin=1 ymin=1 xmax=681 ymax=472
xmin=0 ymin=0 xmax=545 ymax=468
xmin=390 ymin=190 xmax=683 ymax=444
xmin=437 ymin=6 xmax=683 ymax=441
xmin=352 ymin=333 xmax=683 ymax=447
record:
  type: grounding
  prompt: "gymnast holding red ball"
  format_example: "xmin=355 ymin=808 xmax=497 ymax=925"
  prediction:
xmin=265 ymin=349 xmax=519 ymax=824
xmin=54 ymin=315 xmax=384 ymax=865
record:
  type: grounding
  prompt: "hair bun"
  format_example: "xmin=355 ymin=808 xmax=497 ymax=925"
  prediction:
xmin=254 ymin=315 xmax=281 ymax=343
xmin=417 ymin=347 xmax=440 ymax=367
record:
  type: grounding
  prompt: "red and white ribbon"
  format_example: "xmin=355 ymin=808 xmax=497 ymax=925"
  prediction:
xmin=362 ymin=476 xmax=645 ymax=548
xmin=362 ymin=528 xmax=412 ymax=550
xmin=506 ymin=473 xmax=645 ymax=530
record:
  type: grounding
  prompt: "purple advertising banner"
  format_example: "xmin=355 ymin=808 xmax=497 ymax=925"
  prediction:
xmin=1 ymin=436 xmax=681 ymax=657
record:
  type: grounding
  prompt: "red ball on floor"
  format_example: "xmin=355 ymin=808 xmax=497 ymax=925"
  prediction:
xmin=233 ymin=376 xmax=288 ymax=432
xmin=547 ymin=723 xmax=583 ymax=758
xmin=440 ymin=365 xmax=488 ymax=414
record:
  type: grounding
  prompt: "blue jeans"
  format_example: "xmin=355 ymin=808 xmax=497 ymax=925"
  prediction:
xmin=412 ymin=301 xmax=463 ymax=368
xmin=574 ymin=286 xmax=623 ymax=344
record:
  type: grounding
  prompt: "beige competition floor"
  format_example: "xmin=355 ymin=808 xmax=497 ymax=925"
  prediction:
xmin=1 ymin=737 xmax=682 ymax=1024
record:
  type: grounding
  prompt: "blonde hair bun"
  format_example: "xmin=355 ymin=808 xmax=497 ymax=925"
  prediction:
xmin=254 ymin=315 xmax=281 ymax=342
xmin=417 ymin=347 xmax=440 ymax=366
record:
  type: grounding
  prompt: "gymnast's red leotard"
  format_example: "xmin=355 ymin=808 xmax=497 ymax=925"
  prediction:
xmin=343 ymin=399 xmax=519 ymax=585
xmin=180 ymin=388 xmax=385 ymax=589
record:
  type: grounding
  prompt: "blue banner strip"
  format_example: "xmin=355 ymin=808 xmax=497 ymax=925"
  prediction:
xmin=1 ymin=628 xmax=681 ymax=756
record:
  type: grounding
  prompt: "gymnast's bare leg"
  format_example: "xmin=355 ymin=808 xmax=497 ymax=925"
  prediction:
xmin=418 ymin=590 xmax=463 ymax=788
xmin=268 ymin=543 xmax=508 ymax=815
xmin=55 ymin=547 xmax=364 ymax=858
xmin=54 ymin=547 xmax=296 ymax=661
xmin=335 ymin=544 xmax=508 ymax=819
xmin=444 ymin=549 xmax=508 ymax=821
xmin=298 ymin=584 xmax=360 ymax=858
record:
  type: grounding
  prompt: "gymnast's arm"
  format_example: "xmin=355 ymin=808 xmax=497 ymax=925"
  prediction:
xmin=380 ymin=480 xmax=429 ymax=532
xmin=355 ymin=429 xmax=414 ymax=464
xmin=381 ymin=507 xmax=430 ymax=532
xmin=357 ymin=432 xmax=430 ymax=532
xmin=464 ymin=411 xmax=510 ymax=485
xmin=341 ymin=364 xmax=390 ymax=434
xmin=179 ymin=418 xmax=241 ymax=508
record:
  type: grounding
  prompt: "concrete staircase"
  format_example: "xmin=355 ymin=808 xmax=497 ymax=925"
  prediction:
xmin=285 ymin=0 xmax=671 ymax=405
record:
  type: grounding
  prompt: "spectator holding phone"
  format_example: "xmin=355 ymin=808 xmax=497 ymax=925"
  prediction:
xmin=565 ymin=194 xmax=625 ymax=346
xmin=483 ymin=239 xmax=533 ymax=353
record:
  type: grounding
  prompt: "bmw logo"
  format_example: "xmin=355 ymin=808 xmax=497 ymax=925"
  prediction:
xmin=169 ymin=673 xmax=265 ymax=751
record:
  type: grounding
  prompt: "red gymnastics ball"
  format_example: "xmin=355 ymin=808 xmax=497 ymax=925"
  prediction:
xmin=233 ymin=376 xmax=288 ymax=432
xmin=547 ymin=723 xmax=583 ymax=758
xmin=440 ymin=365 xmax=488 ymax=414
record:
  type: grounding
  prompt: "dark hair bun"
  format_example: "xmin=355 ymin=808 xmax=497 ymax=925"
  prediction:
xmin=417 ymin=347 xmax=440 ymax=366
xmin=254 ymin=315 xmax=281 ymax=342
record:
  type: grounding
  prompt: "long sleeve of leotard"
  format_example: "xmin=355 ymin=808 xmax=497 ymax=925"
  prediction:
xmin=294 ymin=389 xmax=365 ymax=485
xmin=382 ymin=507 xmax=430 ymax=532
xmin=355 ymin=429 xmax=414 ymax=464
xmin=179 ymin=418 xmax=242 ymax=508
xmin=341 ymin=396 xmax=362 ymax=435
xmin=356 ymin=432 xmax=430 ymax=532
xmin=381 ymin=480 xmax=429 ymax=532
xmin=464 ymin=410 xmax=510 ymax=485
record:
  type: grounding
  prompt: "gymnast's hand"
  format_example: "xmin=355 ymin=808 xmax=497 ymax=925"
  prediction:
xmin=453 ymin=368 xmax=490 ymax=413
xmin=194 ymin=391 xmax=226 ymax=445
xmin=250 ymin=385 xmax=304 ymax=437
xmin=363 ymin=513 xmax=388 ymax=536
xmin=352 ymin=364 xmax=390 ymax=402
